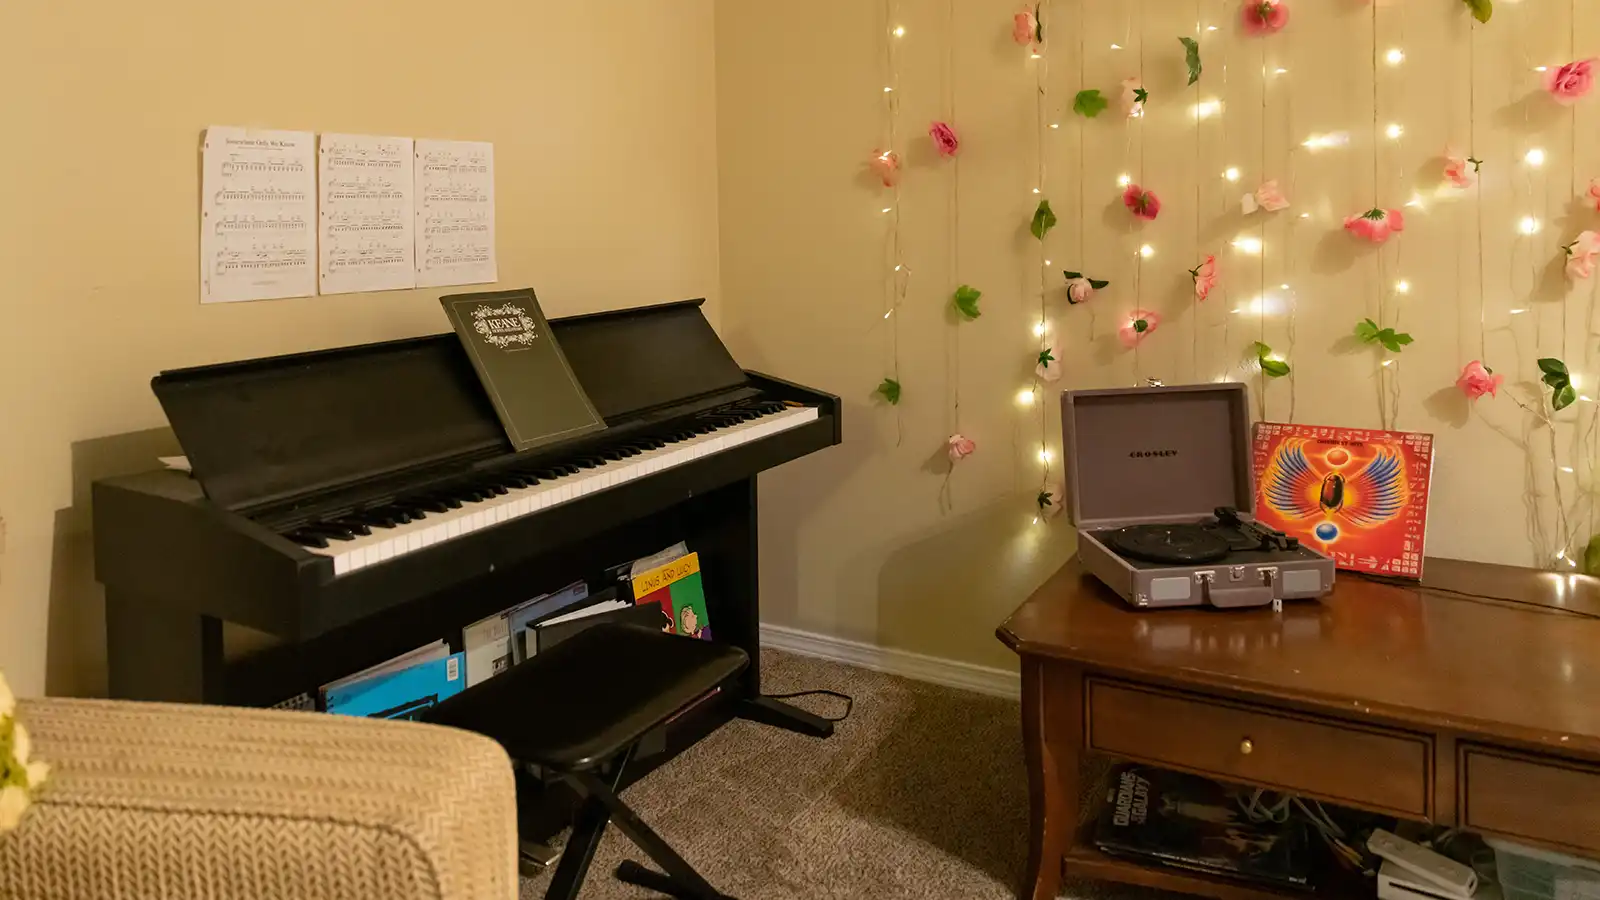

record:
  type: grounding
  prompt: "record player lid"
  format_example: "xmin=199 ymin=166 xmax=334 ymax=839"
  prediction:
xmin=1060 ymin=382 xmax=1254 ymax=527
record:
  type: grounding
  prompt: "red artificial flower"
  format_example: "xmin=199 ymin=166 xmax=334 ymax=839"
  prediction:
xmin=1123 ymin=184 xmax=1160 ymax=221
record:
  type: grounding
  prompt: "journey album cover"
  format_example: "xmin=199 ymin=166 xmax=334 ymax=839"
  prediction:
xmin=1251 ymin=423 xmax=1433 ymax=578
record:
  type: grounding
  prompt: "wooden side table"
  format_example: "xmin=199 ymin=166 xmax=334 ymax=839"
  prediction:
xmin=998 ymin=558 xmax=1600 ymax=900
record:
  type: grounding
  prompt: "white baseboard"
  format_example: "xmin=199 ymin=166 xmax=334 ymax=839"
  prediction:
xmin=760 ymin=624 xmax=1021 ymax=699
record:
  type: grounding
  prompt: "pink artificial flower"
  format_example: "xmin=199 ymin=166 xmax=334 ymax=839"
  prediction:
xmin=1456 ymin=361 xmax=1503 ymax=400
xmin=1343 ymin=207 xmax=1406 ymax=243
xmin=1065 ymin=277 xmax=1093 ymax=304
xmin=1544 ymin=59 xmax=1597 ymax=105
xmin=1123 ymin=184 xmax=1160 ymax=221
xmin=947 ymin=434 xmax=977 ymax=462
xmin=1443 ymin=150 xmax=1475 ymax=189
xmin=929 ymin=121 xmax=960 ymax=158
xmin=1565 ymin=231 xmax=1600 ymax=280
xmin=1242 ymin=0 xmax=1289 ymax=35
xmin=870 ymin=149 xmax=901 ymax=187
xmin=1119 ymin=309 xmax=1161 ymax=348
xmin=1587 ymin=177 xmax=1600 ymax=212
xmin=1122 ymin=77 xmax=1146 ymax=118
xmin=1013 ymin=8 xmax=1038 ymax=46
xmin=1241 ymin=180 xmax=1289 ymax=214
xmin=1190 ymin=255 xmax=1219 ymax=300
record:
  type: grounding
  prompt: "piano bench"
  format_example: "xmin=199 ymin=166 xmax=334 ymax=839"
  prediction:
xmin=426 ymin=622 xmax=748 ymax=900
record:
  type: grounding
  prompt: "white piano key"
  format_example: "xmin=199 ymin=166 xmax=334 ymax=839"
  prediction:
xmin=303 ymin=405 xmax=819 ymax=575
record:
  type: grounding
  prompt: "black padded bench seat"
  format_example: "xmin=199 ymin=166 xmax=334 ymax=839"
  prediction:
xmin=428 ymin=622 xmax=749 ymax=899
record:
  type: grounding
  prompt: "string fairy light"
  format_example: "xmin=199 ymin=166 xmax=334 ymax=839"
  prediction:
xmin=1029 ymin=0 xmax=1054 ymax=493
xmin=877 ymin=0 xmax=906 ymax=445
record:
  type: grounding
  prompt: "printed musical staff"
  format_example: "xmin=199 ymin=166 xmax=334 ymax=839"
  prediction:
xmin=415 ymin=139 xmax=496 ymax=288
xmin=318 ymin=134 xmax=416 ymax=294
xmin=201 ymin=126 xmax=317 ymax=303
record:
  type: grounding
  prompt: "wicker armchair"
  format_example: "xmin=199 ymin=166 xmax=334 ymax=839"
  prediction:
xmin=0 ymin=698 xmax=518 ymax=900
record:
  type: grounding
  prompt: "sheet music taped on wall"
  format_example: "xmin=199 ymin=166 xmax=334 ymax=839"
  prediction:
xmin=415 ymin=139 xmax=497 ymax=288
xmin=318 ymin=134 xmax=416 ymax=294
xmin=200 ymin=126 xmax=318 ymax=303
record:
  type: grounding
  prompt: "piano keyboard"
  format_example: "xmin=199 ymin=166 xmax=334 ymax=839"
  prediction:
xmin=293 ymin=403 xmax=818 ymax=576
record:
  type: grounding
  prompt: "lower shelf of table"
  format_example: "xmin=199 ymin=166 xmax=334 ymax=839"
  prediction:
xmin=1062 ymin=841 xmax=1323 ymax=900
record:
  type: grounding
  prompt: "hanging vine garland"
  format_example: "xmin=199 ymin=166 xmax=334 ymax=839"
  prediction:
xmin=871 ymin=0 xmax=908 ymax=444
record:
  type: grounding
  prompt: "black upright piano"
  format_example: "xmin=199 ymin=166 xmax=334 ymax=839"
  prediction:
xmin=91 ymin=299 xmax=841 ymax=754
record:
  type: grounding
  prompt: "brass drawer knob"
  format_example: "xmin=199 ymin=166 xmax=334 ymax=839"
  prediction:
xmin=1240 ymin=738 xmax=1254 ymax=755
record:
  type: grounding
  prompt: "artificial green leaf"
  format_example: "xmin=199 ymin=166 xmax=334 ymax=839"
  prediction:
xmin=1133 ymin=87 xmax=1149 ymax=104
xmin=1463 ymin=0 xmax=1492 ymax=24
xmin=1555 ymin=384 xmax=1577 ymax=411
xmin=1062 ymin=270 xmax=1082 ymax=280
xmin=1585 ymin=534 xmax=1600 ymax=576
xmin=1089 ymin=278 xmax=1109 ymax=290
xmin=953 ymin=284 xmax=982 ymax=320
xmin=1037 ymin=489 xmax=1056 ymax=511
xmin=875 ymin=378 xmax=901 ymax=405
xmin=1539 ymin=357 xmax=1569 ymax=377
xmin=1072 ymin=89 xmax=1108 ymax=118
xmin=1260 ymin=358 xmax=1291 ymax=378
xmin=1378 ymin=331 xmax=1414 ymax=353
xmin=1354 ymin=319 xmax=1380 ymax=342
xmin=1037 ymin=348 xmax=1056 ymax=366
xmin=1030 ymin=200 xmax=1057 ymax=240
xmin=1251 ymin=341 xmax=1272 ymax=358
xmin=1179 ymin=37 xmax=1202 ymax=86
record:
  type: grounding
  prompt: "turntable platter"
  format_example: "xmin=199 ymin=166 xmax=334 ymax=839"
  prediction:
xmin=1106 ymin=524 xmax=1231 ymax=565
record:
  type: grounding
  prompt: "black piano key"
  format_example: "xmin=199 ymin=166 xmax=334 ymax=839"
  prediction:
xmin=574 ymin=458 xmax=599 ymax=469
xmin=413 ymin=498 xmax=450 ymax=514
xmin=501 ymin=474 xmax=531 ymax=489
xmin=306 ymin=524 xmax=358 ymax=541
xmin=329 ymin=519 xmax=373 ymax=536
xmin=286 ymin=529 xmax=330 ymax=549
xmin=600 ymin=449 xmax=624 ymax=461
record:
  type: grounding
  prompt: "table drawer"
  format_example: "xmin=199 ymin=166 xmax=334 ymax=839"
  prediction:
xmin=1462 ymin=746 xmax=1600 ymax=856
xmin=1086 ymin=679 xmax=1431 ymax=817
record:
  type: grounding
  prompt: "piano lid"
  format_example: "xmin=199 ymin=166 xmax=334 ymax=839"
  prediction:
xmin=152 ymin=299 xmax=747 ymax=512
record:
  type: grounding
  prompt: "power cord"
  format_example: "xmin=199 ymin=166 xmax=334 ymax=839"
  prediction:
xmin=763 ymin=689 xmax=855 ymax=723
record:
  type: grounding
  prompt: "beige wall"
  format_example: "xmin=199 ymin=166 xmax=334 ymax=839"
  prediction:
xmin=720 ymin=1 xmax=1600 ymax=669
xmin=0 ymin=0 xmax=720 ymax=697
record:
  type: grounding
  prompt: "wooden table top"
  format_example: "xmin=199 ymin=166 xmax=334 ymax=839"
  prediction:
xmin=998 ymin=558 xmax=1600 ymax=757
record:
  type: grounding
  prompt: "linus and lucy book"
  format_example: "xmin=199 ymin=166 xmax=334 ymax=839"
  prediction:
xmin=1251 ymin=423 xmax=1433 ymax=578
xmin=632 ymin=552 xmax=712 ymax=640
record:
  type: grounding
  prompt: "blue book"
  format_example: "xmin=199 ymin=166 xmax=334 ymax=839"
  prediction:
xmin=324 ymin=652 xmax=465 ymax=720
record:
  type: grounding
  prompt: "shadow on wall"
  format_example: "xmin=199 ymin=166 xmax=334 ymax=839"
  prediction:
xmin=875 ymin=496 xmax=1075 ymax=671
xmin=47 ymin=427 xmax=181 ymax=697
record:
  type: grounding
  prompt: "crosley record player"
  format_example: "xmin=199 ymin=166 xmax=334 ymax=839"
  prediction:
xmin=1061 ymin=382 xmax=1334 ymax=609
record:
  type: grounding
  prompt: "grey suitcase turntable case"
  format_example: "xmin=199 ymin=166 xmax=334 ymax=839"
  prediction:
xmin=1061 ymin=382 xmax=1334 ymax=609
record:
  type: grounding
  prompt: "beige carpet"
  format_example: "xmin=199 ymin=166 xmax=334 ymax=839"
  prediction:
xmin=517 ymin=649 xmax=1171 ymax=900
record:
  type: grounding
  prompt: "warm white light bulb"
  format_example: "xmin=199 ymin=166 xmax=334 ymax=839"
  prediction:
xmin=1232 ymin=237 xmax=1264 ymax=254
xmin=1050 ymin=123 xmax=1060 ymax=129
xmin=1044 ymin=259 xmax=1052 ymax=266
xmin=892 ymin=25 xmax=905 ymax=37
xmin=1385 ymin=123 xmax=1404 ymax=140
xmin=883 ymin=310 xmax=892 ymax=319
xmin=1207 ymin=25 xmax=1218 ymax=31
xmin=1274 ymin=67 xmax=1288 ymax=75
xmin=1039 ymin=448 xmax=1053 ymax=464
xmin=1535 ymin=65 xmax=1550 ymax=73
xmin=1030 ymin=52 xmax=1041 ymax=59
xmin=1033 ymin=321 xmax=1047 ymax=337
xmin=1110 ymin=43 xmax=1123 ymax=50
xmin=1192 ymin=100 xmax=1222 ymax=120
xmin=1224 ymin=167 xmax=1241 ymax=182
xmin=1519 ymin=216 xmax=1542 ymax=236
xmin=1117 ymin=173 xmax=1132 ymax=187
xmin=1510 ymin=308 xmax=1529 ymax=315
xmin=883 ymin=86 xmax=894 ymax=93
xmin=1385 ymin=48 xmax=1405 ymax=66
xmin=1381 ymin=359 xmax=1394 ymax=367
xmin=1395 ymin=280 xmax=1411 ymax=294
xmin=1525 ymin=147 xmax=1547 ymax=167
xmin=1032 ymin=187 xmax=1041 ymax=194
xmin=1562 ymin=466 xmax=1576 ymax=473
xmin=881 ymin=207 xmax=892 ymax=213
xmin=1018 ymin=389 xmax=1036 ymax=406
xmin=1139 ymin=244 xmax=1155 ymax=258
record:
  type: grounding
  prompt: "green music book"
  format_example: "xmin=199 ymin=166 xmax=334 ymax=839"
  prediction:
xmin=440 ymin=289 xmax=604 ymax=452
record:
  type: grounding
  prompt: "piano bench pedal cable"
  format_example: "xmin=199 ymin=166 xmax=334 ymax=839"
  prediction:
xmin=760 ymin=689 xmax=854 ymax=723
